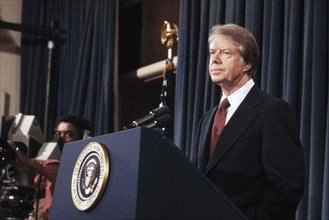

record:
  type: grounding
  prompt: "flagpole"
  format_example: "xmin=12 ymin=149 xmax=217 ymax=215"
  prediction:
xmin=159 ymin=21 xmax=178 ymax=137
xmin=159 ymin=20 xmax=178 ymax=107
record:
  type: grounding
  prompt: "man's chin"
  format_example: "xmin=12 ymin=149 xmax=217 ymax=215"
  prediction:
xmin=211 ymin=77 xmax=224 ymax=84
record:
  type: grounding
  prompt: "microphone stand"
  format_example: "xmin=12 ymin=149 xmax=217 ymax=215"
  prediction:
xmin=43 ymin=21 xmax=56 ymax=138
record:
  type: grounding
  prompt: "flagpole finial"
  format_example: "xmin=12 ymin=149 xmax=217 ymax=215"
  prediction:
xmin=161 ymin=20 xmax=179 ymax=62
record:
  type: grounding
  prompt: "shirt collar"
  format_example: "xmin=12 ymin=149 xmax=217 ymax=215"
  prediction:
xmin=220 ymin=79 xmax=255 ymax=108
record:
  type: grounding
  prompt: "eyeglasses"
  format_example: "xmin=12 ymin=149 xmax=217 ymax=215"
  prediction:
xmin=55 ymin=130 xmax=77 ymax=138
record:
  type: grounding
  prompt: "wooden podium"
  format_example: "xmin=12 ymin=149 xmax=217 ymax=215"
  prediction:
xmin=49 ymin=128 xmax=247 ymax=219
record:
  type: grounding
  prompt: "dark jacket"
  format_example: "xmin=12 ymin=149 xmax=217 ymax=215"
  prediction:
xmin=194 ymin=85 xmax=305 ymax=220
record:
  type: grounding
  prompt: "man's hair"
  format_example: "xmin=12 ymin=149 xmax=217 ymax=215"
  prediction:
xmin=55 ymin=114 xmax=91 ymax=139
xmin=209 ymin=23 xmax=260 ymax=77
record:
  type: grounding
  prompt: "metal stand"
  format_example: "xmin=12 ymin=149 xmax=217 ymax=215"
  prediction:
xmin=0 ymin=20 xmax=66 ymax=136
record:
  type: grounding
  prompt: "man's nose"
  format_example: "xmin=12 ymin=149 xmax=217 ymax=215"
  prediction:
xmin=211 ymin=52 xmax=222 ymax=63
xmin=59 ymin=133 xmax=66 ymax=139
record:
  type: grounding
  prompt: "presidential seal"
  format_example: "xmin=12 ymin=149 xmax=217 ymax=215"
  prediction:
xmin=71 ymin=141 xmax=110 ymax=211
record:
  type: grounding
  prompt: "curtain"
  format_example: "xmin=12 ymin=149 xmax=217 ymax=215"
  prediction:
xmin=20 ymin=0 xmax=117 ymax=137
xmin=175 ymin=0 xmax=328 ymax=219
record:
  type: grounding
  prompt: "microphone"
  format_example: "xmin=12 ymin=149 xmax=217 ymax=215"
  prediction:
xmin=143 ymin=114 xmax=173 ymax=129
xmin=123 ymin=105 xmax=171 ymax=129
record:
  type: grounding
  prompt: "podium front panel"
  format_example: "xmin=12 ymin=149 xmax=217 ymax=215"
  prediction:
xmin=50 ymin=128 xmax=248 ymax=220
xmin=50 ymin=129 xmax=142 ymax=219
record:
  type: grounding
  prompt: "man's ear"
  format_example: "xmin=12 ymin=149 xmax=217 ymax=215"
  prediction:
xmin=243 ymin=63 xmax=252 ymax=72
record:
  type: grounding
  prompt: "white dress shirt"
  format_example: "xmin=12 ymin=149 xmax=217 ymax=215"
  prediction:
xmin=220 ymin=79 xmax=255 ymax=124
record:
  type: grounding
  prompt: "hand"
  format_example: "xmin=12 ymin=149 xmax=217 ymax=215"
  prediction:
xmin=7 ymin=140 xmax=59 ymax=183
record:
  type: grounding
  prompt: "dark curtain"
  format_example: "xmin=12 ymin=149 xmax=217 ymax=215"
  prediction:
xmin=175 ymin=0 xmax=328 ymax=219
xmin=20 ymin=0 xmax=117 ymax=138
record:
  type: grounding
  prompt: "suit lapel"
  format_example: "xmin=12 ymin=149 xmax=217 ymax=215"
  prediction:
xmin=205 ymin=86 xmax=264 ymax=173
xmin=198 ymin=107 xmax=217 ymax=172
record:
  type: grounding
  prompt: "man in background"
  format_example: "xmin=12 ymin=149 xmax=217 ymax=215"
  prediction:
xmin=8 ymin=114 xmax=91 ymax=220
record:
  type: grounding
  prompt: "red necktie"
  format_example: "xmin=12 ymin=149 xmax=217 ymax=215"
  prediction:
xmin=210 ymin=98 xmax=230 ymax=156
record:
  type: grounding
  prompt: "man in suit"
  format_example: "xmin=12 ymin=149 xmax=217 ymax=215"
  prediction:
xmin=193 ymin=24 xmax=304 ymax=220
